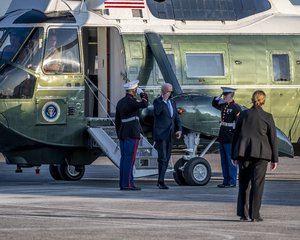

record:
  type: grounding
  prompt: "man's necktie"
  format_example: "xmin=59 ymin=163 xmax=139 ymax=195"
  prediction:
xmin=167 ymin=100 xmax=173 ymax=117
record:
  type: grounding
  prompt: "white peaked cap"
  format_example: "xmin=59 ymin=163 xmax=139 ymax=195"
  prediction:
xmin=124 ymin=80 xmax=139 ymax=90
xmin=221 ymin=87 xmax=237 ymax=94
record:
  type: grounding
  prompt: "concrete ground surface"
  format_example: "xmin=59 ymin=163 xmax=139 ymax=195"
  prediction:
xmin=0 ymin=154 xmax=299 ymax=240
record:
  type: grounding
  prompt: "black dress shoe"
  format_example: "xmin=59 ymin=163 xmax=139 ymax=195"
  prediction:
xmin=217 ymin=184 xmax=227 ymax=188
xmin=225 ymin=184 xmax=236 ymax=188
xmin=251 ymin=217 xmax=263 ymax=222
xmin=120 ymin=186 xmax=141 ymax=191
xmin=240 ymin=217 xmax=248 ymax=221
xmin=157 ymin=182 xmax=169 ymax=189
xmin=131 ymin=186 xmax=141 ymax=191
xmin=120 ymin=187 xmax=131 ymax=191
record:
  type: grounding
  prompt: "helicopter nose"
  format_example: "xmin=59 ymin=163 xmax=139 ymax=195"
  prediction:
xmin=276 ymin=128 xmax=294 ymax=157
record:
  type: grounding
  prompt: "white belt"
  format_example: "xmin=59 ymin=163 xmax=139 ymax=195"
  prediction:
xmin=121 ymin=116 xmax=139 ymax=123
xmin=220 ymin=122 xmax=235 ymax=127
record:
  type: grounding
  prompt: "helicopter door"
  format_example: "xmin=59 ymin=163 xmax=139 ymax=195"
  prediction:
xmin=82 ymin=27 xmax=125 ymax=118
xmin=82 ymin=27 xmax=98 ymax=117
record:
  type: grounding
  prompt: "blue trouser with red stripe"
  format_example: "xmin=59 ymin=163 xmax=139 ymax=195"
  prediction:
xmin=219 ymin=143 xmax=237 ymax=185
xmin=119 ymin=138 xmax=139 ymax=189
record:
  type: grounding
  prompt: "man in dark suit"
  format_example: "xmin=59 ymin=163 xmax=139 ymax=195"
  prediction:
xmin=232 ymin=90 xmax=278 ymax=222
xmin=153 ymin=83 xmax=182 ymax=189
xmin=115 ymin=80 xmax=148 ymax=191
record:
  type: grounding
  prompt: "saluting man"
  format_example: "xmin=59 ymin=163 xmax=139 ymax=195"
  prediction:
xmin=115 ymin=80 xmax=148 ymax=191
xmin=153 ymin=83 xmax=182 ymax=189
xmin=212 ymin=87 xmax=241 ymax=188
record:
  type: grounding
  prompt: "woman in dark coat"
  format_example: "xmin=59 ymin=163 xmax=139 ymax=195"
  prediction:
xmin=232 ymin=90 xmax=278 ymax=222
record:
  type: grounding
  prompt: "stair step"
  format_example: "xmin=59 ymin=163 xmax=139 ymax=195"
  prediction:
xmin=88 ymin=127 xmax=159 ymax=176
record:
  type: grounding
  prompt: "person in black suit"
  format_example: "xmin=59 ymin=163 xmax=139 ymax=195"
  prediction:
xmin=115 ymin=80 xmax=148 ymax=191
xmin=153 ymin=83 xmax=182 ymax=189
xmin=232 ymin=90 xmax=278 ymax=222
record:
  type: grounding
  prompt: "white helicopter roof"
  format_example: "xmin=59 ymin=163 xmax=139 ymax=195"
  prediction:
xmin=1 ymin=0 xmax=300 ymax=35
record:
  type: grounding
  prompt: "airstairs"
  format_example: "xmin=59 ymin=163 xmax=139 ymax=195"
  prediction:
xmin=87 ymin=121 xmax=159 ymax=177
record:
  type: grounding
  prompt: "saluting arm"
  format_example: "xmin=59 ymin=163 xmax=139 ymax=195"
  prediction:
xmin=130 ymin=93 xmax=149 ymax=109
xmin=153 ymin=98 xmax=165 ymax=116
xmin=212 ymin=97 xmax=222 ymax=110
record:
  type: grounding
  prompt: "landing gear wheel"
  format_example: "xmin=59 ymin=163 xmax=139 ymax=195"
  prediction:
xmin=173 ymin=158 xmax=187 ymax=185
xmin=49 ymin=164 xmax=63 ymax=180
xmin=59 ymin=161 xmax=85 ymax=181
xmin=183 ymin=157 xmax=211 ymax=186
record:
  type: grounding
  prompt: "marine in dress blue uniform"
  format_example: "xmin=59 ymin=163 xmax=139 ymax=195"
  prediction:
xmin=115 ymin=80 xmax=148 ymax=190
xmin=212 ymin=87 xmax=241 ymax=188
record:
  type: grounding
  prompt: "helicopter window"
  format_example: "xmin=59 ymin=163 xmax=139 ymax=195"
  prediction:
xmin=43 ymin=28 xmax=80 ymax=74
xmin=13 ymin=28 xmax=43 ymax=72
xmin=0 ymin=28 xmax=32 ymax=64
xmin=186 ymin=53 xmax=224 ymax=77
xmin=0 ymin=65 xmax=36 ymax=99
xmin=147 ymin=0 xmax=271 ymax=21
xmin=272 ymin=54 xmax=291 ymax=82
xmin=289 ymin=0 xmax=300 ymax=5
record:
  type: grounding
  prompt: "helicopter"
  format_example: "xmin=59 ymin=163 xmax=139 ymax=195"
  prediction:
xmin=0 ymin=0 xmax=296 ymax=186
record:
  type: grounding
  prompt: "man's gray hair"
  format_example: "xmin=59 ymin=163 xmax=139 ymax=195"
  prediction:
xmin=161 ymin=83 xmax=172 ymax=93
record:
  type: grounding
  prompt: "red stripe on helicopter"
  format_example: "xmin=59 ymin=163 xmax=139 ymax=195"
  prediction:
xmin=104 ymin=0 xmax=145 ymax=9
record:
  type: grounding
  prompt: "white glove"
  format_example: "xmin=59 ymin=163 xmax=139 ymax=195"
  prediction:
xmin=137 ymin=87 xmax=144 ymax=94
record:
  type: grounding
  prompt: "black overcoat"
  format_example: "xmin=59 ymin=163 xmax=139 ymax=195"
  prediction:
xmin=232 ymin=105 xmax=278 ymax=162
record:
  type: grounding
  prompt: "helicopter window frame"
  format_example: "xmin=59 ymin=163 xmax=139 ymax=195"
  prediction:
xmin=270 ymin=52 xmax=293 ymax=82
xmin=13 ymin=27 xmax=44 ymax=72
xmin=42 ymin=27 xmax=81 ymax=75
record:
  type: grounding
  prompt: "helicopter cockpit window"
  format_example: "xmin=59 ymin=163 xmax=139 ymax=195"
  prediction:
xmin=0 ymin=28 xmax=32 ymax=64
xmin=0 ymin=65 xmax=36 ymax=99
xmin=186 ymin=53 xmax=225 ymax=78
xmin=272 ymin=54 xmax=291 ymax=82
xmin=13 ymin=28 xmax=43 ymax=72
xmin=43 ymin=28 xmax=80 ymax=74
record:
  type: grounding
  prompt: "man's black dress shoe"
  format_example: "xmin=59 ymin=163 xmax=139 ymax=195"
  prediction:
xmin=225 ymin=184 xmax=236 ymax=188
xmin=218 ymin=184 xmax=236 ymax=188
xmin=157 ymin=182 xmax=169 ymax=189
xmin=251 ymin=217 xmax=263 ymax=222
xmin=239 ymin=217 xmax=248 ymax=221
xmin=120 ymin=186 xmax=141 ymax=191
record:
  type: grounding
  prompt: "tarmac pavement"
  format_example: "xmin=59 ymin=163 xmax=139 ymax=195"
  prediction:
xmin=0 ymin=154 xmax=299 ymax=240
